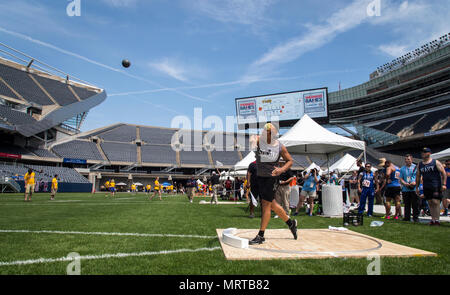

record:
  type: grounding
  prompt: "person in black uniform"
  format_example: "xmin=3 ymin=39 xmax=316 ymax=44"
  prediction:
xmin=249 ymin=123 xmax=298 ymax=245
xmin=415 ymin=147 xmax=447 ymax=225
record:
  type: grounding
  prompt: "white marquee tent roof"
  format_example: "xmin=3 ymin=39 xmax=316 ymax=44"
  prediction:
xmin=432 ymin=147 xmax=450 ymax=160
xmin=326 ymin=153 xmax=359 ymax=173
xmin=234 ymin=151 xmax=256 ymax=170
xmin=279 ymin=114 xmax=365 ymax=155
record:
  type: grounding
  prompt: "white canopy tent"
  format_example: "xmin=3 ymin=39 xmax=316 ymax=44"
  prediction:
xmin=305 ymin=162 xmax=324 ymax=175
xmin=432 ymin=147 xmax=450 ymax=160
xmin=325 ymin=153 xmax=377 ymax=174
xmin=279 ymin=114 xmax=365 ymax=156
xmin=234 ymin=151 xmax=255 ymax=171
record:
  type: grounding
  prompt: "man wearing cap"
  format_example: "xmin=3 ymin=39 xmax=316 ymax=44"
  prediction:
xmin=400 ymin=154 xmax=418 ymax=222
xmin=249 ymin=123 xmax=298 ymax=245
xmin=415 ymin=148 xmax=447 ymax=225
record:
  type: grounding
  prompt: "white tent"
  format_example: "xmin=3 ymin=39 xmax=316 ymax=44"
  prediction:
xmin=305 ymin=162 xmax=324 ymax=175
xmin=234 ymin=151 xmax=255 ymax=170
xmin=325 ymin=153 xmax=377 ymax=174
xmin=279 ymin=114 xmax=365 ymax=155
xmin=326 ymin=153 xmax=359 ymax=174
xmin=432 ymin=147 xmax=450 ymax=160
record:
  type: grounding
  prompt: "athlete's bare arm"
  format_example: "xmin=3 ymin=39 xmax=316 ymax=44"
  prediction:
xmin=271 ymin=145 xmax=293 ymax=177
xmin=436 ymin=160 xmax=447 ymax=191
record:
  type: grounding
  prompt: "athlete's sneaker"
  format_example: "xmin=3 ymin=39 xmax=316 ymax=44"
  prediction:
xmin=428 ymin=221 xmax=435 ymax=226
xmin=274 ymin=215 xmax=279 ymax=219
xmin=384 ymin=215 xmax=391 ymax=220
xmin=249 ymin=235 xmax=265 ymax=245
xmin=249 ymin=214 xmax=255 ymax=219
xmin=394 ymin=216 xmax=399 ymax=220
xmin=288 ymin=219 xmax=298 ymax=240
xmin=434 ymin=221 xmax=441 ymax=226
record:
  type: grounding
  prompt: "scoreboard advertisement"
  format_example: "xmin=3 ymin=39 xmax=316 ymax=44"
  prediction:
xmin=235 ymin=87 xmax=329 ymax=128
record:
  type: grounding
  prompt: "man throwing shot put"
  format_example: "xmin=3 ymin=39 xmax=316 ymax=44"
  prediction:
xmin=248 ymin=123 xmax=298 ymax=245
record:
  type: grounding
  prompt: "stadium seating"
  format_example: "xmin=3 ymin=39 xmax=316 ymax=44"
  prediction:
xmin=101 ymin=142 xmax=137 ymax=162
xmin=52 ymin=140 xmax=104 ymax=160
xmin=0 ymin=63 xmax=54 ymax=105
xmin=141 ymin=144 xmax=177 ymax=164
xmin=98 ymin=125 xmax=137 ymax=142
xmin=70 ymin=85 xmax=97 ymax=100
xmin=140 ymin=127 xmax=178 ymax=145
xmin=0 ymin=163 xmax=89 ymax=183
xmin=210 ymin=150 xmax=240 ymax=165
xmin=179 ymin=149 xmax=210 ymax=165
xmin=26 ymin=147 xmax=58 ymax=158
xmin=33 ymin=75 xmax=78 ymax=106
xmin=0 ymin=105 xmax=36 ymax=126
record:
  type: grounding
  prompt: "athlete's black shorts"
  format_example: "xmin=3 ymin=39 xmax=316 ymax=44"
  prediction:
xmin=257 ymin=176 xmax=278 ymax=202
xmin=423 ymin=186 xmax=442 ymax=200
xmin=385 ymin=186 xmax=401 ymax=199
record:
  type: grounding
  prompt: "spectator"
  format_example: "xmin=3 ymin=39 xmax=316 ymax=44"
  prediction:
xmin=400 ymin=154 xmax=419 ymax=222
xmin=274 ymin=160 xmax=295 ymax=217
xmin=348 ymin=170 xmax=359 ymax=206
xmin=416 ymin=147 xmax=447 ymax=226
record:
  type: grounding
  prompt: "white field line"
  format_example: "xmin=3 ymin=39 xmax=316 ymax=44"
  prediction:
xmin=0 ymin=229 xmax=217 ymax=239
xmin=0 ymin=247 xmax=221 ymax=266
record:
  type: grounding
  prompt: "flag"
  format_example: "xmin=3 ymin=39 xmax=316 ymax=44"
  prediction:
xmin=216 ymin=161 xmax=224 ymax=167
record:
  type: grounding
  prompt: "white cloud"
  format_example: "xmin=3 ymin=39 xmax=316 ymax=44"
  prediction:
xmin=378 ymin=44 xmax=408 ymax=58
xmin=244 ymin=0 xmax=450 ymax=79
xmin=245 ymin=0 xmax=369 ymax=79
xmin=149 ymin=58 xmax=208 ymax=83
xmin=149 ymin=58 xmax=189 ymax=82
xmin=373 ymin=0 xmax=450 ymax=58
xmin=191 ymin=0 xmax=276 ymax=25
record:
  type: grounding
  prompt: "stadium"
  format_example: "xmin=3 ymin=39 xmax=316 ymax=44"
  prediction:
xmin=1 ymin=36 xmax=448 ymax=191
xmin=0 ymin=2 xmax=448 ymax=279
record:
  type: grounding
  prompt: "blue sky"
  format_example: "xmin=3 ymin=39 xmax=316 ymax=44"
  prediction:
xmin=0 ymin=0 xmax=448 ymax=132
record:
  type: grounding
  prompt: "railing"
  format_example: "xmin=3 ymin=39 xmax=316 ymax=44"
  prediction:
xmin=0 ymin=176 xmax=21 ymax=193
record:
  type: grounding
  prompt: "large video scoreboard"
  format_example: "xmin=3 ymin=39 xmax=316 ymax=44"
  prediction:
xmin=235 ymin=87 xmax=329 ymax=128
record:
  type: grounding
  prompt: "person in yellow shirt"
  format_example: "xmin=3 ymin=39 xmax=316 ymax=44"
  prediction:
xmin=151 ymin=177 xmax=162 ymax=201
xmin=50 ymin=174 xmax=58 ymax=201
xmin=104 ymin=180 xmax=110 ymax=196
xmin=131 ymin=183 xmax=137 ymax=194
xmin=109 ymin=179 xmax=116 ymax=197
xmin=146 ymin=184 xmax=152 ymax=196
xmin=24 ymin=168 xmax=35 ymax=202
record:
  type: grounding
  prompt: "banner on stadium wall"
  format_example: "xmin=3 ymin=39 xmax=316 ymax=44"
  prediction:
xmin=0 ymin=153 xmax=21 ymax=159
xmin=236 ymin=87 xmax=329 ymax=128
xmin=63 ymin=158 xmax=87 ymax=164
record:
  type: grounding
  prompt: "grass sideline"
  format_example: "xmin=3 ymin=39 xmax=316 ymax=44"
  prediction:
xmin=0 ymin=192 xmax=448 ymax=275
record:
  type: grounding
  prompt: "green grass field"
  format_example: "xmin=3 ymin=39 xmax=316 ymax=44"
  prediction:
xmin=0 ymin=192 xmax=448 ymax=275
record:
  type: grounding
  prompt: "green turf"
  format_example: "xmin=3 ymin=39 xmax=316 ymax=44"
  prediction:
xmin=0 ymin=193 xmax=448 ymax=275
